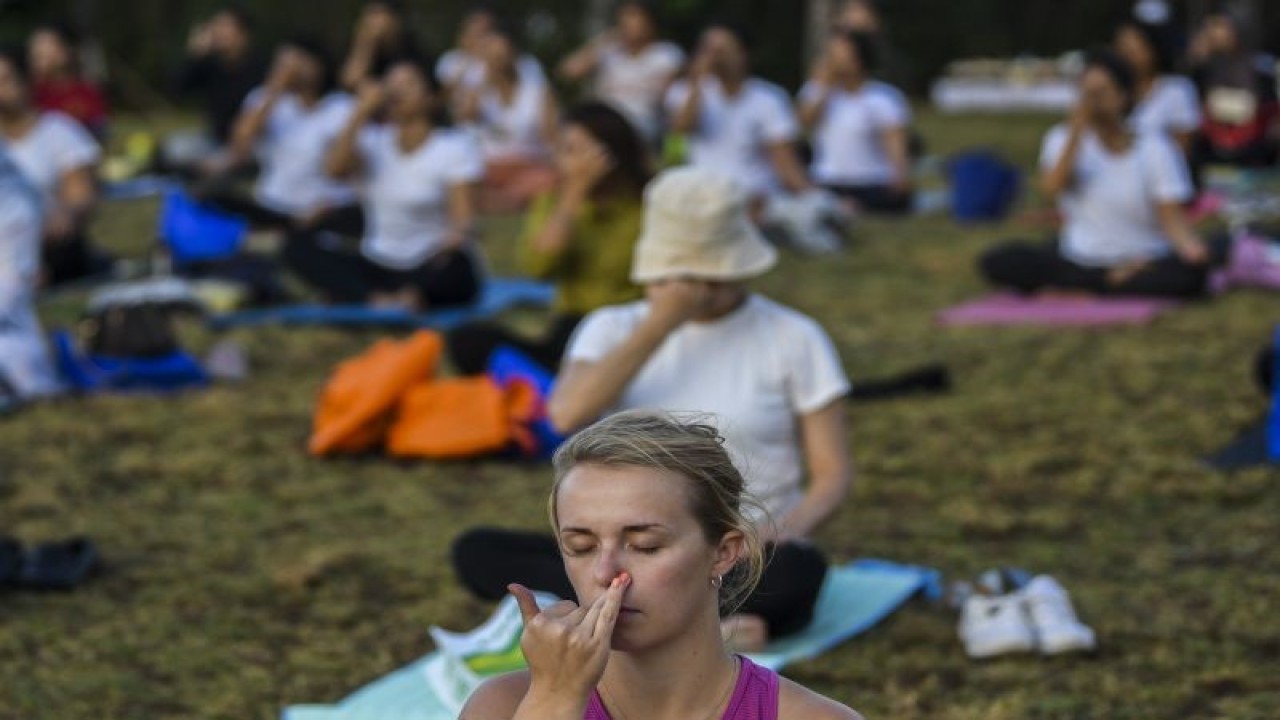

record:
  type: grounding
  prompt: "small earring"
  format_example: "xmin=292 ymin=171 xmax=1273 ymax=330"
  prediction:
xmin=710 ymin=575 xmax=723 ymax=590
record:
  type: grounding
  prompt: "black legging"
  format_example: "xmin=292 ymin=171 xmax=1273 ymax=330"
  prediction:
xmin=451 ymin=527 xmax=829 ymax=638
xmin=282 ymin=232 xmax=481 ymax=307
xmin=199 ymin=188 xmax=365 ymax=236
xmin=1258 ymin=346 xmax=1275 ymax=395
xmin=979 ymin=241 xmax=1207 ymax=298
xmin=823 ymin=183 xmax=914 ymax=215
xmin=42 ymin=231 xmax=95 ymax=286
xmin=447 ymin=314 xmax=584 ymax=375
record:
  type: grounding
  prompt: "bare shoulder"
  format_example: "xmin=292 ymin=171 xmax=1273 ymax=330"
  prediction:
xmin=777 ymin=675 xmax=865 ymax=720
xmin=457 ymin=670 xmax=532 ymax=719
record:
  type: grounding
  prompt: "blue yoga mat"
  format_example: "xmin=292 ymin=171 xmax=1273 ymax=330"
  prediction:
xmin=209 ymin=279 xmax=555 ymax=331
xmin=281 ymin=559 xmax=939 ymax=720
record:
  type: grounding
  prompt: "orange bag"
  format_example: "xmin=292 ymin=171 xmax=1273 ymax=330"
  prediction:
xmin=309 ymin=331 xmax=443 ymax=456
xmin=386 ymin=376 xmax=540 ymax=459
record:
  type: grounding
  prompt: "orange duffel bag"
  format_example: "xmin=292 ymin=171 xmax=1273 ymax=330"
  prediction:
xmin=386 ymin=376 xmax=540 ymax=459
xmin=309 ymin=331 xmax=443 ymax=456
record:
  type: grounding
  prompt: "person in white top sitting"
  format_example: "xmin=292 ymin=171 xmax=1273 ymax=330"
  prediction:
xmin=338 ymin=0 xmax=420 ymax=91
xmin=558 ymin=0 xmax=684 ymax=143
xmin=282 ymin=56 xmax=484 ymax=310
xmin=0 ymin=48 xmax=100 ymax=287
xmin=200 ymin=37 xmax=358 ymax=234
xmin=1114 ymin=18 xmax=1201 ymax=154
xmin=452 ymin=166 xmax=854 ymax=651
xmin=664 ymin=21 xmax=812 ymax=203
xmin=798 ymin=31 xmax=912 ymax=215
xmin=0 ymin=143 xmax=60 ymax=401
xmin=980 ymin=51 xmax=1209 ymax=298
xmin=456 ymin=19 xmax=559 ymax=212
xmin=437 ymin=6 xmax=546 ymax=111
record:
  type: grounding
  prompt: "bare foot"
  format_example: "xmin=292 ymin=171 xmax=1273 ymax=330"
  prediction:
xmin=721 ymin=614 xmax=769 ymax=653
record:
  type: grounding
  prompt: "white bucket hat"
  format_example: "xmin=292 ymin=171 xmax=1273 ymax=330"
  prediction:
xmin=630 ymin=166 xmax=778 ymax=283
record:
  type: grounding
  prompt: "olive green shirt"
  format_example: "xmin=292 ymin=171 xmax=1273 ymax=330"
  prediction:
xmin=519 ymin=192 xmax=644 ymax=316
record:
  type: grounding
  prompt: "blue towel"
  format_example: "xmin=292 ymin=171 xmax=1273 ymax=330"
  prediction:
xmin=210 ymin=279 xmax=555 ymax=331
xmin=280 ymin=559 xmax=938 ymax=720
xmin=102 ymin=176 xmax=180 ymax=202
xmin=1269 ymin=325 xmax=1280 ymax=461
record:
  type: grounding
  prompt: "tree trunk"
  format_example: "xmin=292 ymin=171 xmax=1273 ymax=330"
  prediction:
xmin=806 ymin=0 xmax=835 ymax=64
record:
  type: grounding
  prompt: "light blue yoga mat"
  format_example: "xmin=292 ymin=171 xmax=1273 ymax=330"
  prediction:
xmin=281 ymin=559 xmax=939 ymax=720
xmin=209 ymin=279 xmax=555 ymax=331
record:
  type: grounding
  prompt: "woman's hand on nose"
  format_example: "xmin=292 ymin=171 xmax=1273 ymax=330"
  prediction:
xmin=508 ymin=573 xmax=631 ymax=711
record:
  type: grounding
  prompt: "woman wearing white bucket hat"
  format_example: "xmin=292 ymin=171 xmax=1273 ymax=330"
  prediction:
xmin=452 ymin=166 xmax=853 ymax=649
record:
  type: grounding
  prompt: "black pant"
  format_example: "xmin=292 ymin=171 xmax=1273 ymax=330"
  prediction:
xmin=979 ymin=241 xmax=1207 ymax=298
xmin=282 ymin=233 xmax=481 ymax=307
xmin=42 ymin=231 xmax=96 ymax=286
xmin=451 ymin=527 xmax=829 ymax=638
xmin=447 ymin=314 xmax=583 ymax=375
xmin=200 ymin=188 xmax=365 ymax=236
xmin=824 ymin=183 xmax=914 ymax=215
xmin=1258 ymin=346 xmax=1275 ymax=396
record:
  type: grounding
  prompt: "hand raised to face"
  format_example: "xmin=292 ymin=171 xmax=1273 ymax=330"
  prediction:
xmin=508 ymin=573 xmax=631 ymax=700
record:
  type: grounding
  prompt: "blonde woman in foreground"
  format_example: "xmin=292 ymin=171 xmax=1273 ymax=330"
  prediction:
xmin=459 ymin=411 xmax=861 ymax=720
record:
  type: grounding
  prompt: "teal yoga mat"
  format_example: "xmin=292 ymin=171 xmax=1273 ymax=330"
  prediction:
xmin=282 ymin=560 xmax=939 ymax=720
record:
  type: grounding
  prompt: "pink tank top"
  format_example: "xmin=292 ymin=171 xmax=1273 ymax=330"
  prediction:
xmin=584 ymin=656 xmax=779 ymax=720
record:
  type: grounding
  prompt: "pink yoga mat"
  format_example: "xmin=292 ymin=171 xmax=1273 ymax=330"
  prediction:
xmin=937 ymin=293 xmax=1180 ymax=327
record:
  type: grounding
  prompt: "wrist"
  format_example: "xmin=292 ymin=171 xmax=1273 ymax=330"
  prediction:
xmin=517 ymin=685 xmax=590 ymax=719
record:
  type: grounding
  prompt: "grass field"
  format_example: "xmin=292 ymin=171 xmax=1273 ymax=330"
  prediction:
xmin=2 ymin=110 xmax=1278 ymax=720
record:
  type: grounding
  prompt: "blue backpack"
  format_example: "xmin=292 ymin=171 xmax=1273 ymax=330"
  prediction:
xmin=948 ymin=150 xmax=1021 ymax=223
xmin=52 ymin=330 xmax=208 ymax=393
xmin=157 ymin=189 xmax=247 ymax=266
xmin=486 ymin=345 xmax=565 ymax=459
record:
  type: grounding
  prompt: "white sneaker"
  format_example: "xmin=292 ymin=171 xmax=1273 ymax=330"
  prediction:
xmin=958 ymin=592 xmax=1036 ymax=658
xmin=1023 ymin=575 xmax=1097 ymax=655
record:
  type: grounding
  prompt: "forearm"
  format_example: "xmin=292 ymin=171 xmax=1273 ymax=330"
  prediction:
xmin=797 ymin=89 xmax=830 ymax=132
xmin=340 ymin=45 xmax=374 ymax=90
xmin=548 ymin=321 xmax=673 ymax=433
xmin=229 ymin=92 xmax=281 ymax=161
xmin=1041 ymin=127 xmax=1084 ymax=197
xmin=558 ymin=44 xmax=599 ymax=81
xmin=885 ymin=128 xmax=910 ymax=185
xmin=529 ymin=190 xmax=587 ymax=254
xmin=770 ymin=143 xmax=813 ymax=193
xmin=511 ymin=693 xmax=588 ymax=720
xmin=326 ymin=115 xmax=367 ymax=178
xmin=447 ymin=184 xmax=478 ymax=244
xmin=777 ymin=476 xmax=851 ymax=540
xmin=670 ymin=87 xmax=701 ymax=134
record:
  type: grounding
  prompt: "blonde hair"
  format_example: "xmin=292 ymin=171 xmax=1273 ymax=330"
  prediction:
xmin=549 ymin=410 xmax=767 ymax=616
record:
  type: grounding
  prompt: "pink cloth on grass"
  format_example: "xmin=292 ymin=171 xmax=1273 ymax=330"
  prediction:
xmin=584 ymin=656 xmax=779 ymax=720
xmin=937 ymin=292 xmax=1179 ymax=327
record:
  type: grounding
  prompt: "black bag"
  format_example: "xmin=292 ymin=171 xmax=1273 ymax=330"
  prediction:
xmin=83 ymin=303 xmax=180 ymax=359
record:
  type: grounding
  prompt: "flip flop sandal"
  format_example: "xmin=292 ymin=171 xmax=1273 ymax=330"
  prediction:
xmin=0 ymin=537 xmax=21 ymax=586
xmin=15 ymin=537 xmax=100 ymax=591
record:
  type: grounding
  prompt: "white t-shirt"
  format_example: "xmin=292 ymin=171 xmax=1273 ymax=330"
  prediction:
xmin=4 ymin=111 xmax=100 ymax=209
xmin=0 ymin=147 xmax=60 ymax=399
xmin=437 ymin=50 xmax=546 ymax=91
xmin=243 ymin=89 xmax=357 ymax=215
xmin=594 ymin=41 xmax=684 ymax=140
xmin=476 ymin=79 xmax=549 ymax=161
xmin=1040 ymin=125 xmax=1193 ymax=267
xmin=1129 ymin=76 xmax=1201 ymax=138
xmin=357 ymin=127 xmax=484 ymax=269
xmin=664 ymin=77 xmax=800 ymax=197
xmin=566 ymin=295 xmax=851 ymax=523
xmin=800 ymin=80 xmax=910 ymax=186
